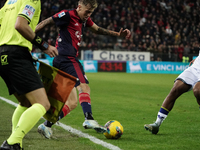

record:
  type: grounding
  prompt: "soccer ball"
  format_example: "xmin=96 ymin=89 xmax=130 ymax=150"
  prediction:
xmin=103 ymin=120 xmax=123 ymax=139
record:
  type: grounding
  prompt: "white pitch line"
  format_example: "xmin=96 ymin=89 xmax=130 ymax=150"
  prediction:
xmin=0 ymin=96 xmax=121 ymax=150
xmin=0 ymin=96 xmax=18 ymax=107
xmin=57 ymin=122 xmax=121 ymax=150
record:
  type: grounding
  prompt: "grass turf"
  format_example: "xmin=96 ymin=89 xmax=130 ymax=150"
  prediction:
xmin=0 ymin=73 xmax=200 ymax=150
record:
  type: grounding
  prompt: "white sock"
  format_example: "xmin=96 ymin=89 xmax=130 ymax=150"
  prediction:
xmin=155 ymin=112 xmax=168 ymax=126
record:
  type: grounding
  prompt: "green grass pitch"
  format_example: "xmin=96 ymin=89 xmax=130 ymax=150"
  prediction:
xmin=0 ymin=73 xmax=200 ymax=150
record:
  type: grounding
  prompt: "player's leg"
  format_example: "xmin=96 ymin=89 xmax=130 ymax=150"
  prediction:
xmin=6 ymin=88 xmax=50 ymax=148
xmin=52 ymin=56 xmax=106 ymax=133
xmin=77 ymin=83 xmax=92 ymax=119
xmin=59 ymin=87 xmax=78 ymax=120
xmin=38 ymin=88 xmax=78 ymax=139
xmin=65 ymin=56 xmax=106 ymax=133
xmin=44 ymin=87 xmax=77 ymax=127
xmin=144 ymin=80 xmax=191 ymax=134
xmin=193 ymin=81 xmax=200 ymax=106
xmin=11 ymin=93 xmax=31 ymax=133
xmin=77 ymin=83 xmax=106 ymax=133
xmin=144 ymin=66 xmax=198 ymax=134
xmin=0 ymin=46 xmax=50 ymax=149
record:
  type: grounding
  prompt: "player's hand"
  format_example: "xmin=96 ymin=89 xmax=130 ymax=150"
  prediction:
xmin=43 ymin=45 xmax=58 ymax=57
xmin=119 ymin=28 xmax=131 ymax=39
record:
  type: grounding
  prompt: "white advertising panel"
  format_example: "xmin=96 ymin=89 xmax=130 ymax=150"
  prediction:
xmin=93 ymin=50 xmax=150 ymax=61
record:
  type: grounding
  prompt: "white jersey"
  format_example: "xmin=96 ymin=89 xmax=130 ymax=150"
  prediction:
xmin=176 ymin=51 xmax=200 ymax=88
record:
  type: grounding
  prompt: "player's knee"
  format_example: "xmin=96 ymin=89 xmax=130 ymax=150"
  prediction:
xmin=193 ymin=88 xmax=200 ymax=98
xmin=170 ymin=87 xmax=179 ymax=95
xmin=19 ymin=98 xmax=31 ymax=107
xmin=70 ymin=101 xmax=78 ymax=110
xmin=77 ymin=84 xmax=90 ymax=94
xmin=193 ymin=83 xmax=200 ymax=99
xmin=170 ymin=84 xmax=187 ymax=96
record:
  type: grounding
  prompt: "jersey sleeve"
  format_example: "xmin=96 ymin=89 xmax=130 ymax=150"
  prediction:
xmin=18 ymin=0 xmax=39 ymax=23
xmin=86 ymin=17 xmax=94 ymax=27
xmin=52 ymin=10 xmax=70 ymax=27
xmin=0 ymin=9 xmax=3 ymax=27
xmin=0 ymin=3 xmax=6 ymax=26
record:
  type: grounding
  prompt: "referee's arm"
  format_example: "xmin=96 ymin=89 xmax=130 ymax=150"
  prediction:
xmin=15 ymin=16 xmax=35 ymax=42
xmin=15 ymin=16 xmax=58 ymax=57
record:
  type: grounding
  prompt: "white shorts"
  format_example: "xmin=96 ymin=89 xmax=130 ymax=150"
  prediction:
xmin=176 ymin=65 xmax=200 ymax=88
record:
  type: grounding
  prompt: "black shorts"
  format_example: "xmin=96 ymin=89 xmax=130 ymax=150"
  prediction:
xmin=0 ymin=45 xmax=43 ymax=95
xmin=53 ymin=55 xmax=89 ymax=87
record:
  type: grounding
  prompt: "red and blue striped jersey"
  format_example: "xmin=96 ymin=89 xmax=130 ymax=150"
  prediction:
xmin=52 ymin=9 xmax=94 ymax=57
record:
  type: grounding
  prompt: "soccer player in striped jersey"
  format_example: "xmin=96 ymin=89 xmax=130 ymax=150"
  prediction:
xmin=36 ymin=0 xmax=131 ymax=139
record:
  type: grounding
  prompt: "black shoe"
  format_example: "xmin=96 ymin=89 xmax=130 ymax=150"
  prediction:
xmin=0 ymin=141 xmax=22 ymax=150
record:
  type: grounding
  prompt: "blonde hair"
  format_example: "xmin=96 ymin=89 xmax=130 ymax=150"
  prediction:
xmin=79 ymin=0 xmax=98 ymax=9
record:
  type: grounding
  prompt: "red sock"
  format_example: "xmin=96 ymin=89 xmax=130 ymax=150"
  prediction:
xmin=79 ymin=93 xmax=92 ymax=119
xmin=58 ymin=105 xmax=70 ymax=121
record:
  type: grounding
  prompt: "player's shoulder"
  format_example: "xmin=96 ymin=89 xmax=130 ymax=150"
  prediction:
xmin=53 ymin=9 xmax=70 ymax=18
xmin=18 ymin=0 xmax=41 ymax=21
xmin=17 ymin=0 xmax=41 ymax=11
xmin=68 ymin=9 xmax=77 ymax=16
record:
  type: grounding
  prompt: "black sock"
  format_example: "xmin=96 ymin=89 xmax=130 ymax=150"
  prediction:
xmin=84 ymin=112 xmax=94 ymax=120
xmin=44 ymin=120 xmax=54 ymax=128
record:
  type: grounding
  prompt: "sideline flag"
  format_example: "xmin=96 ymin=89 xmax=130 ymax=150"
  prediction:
xmin=38 ymin=61 xmax=77 ymax=123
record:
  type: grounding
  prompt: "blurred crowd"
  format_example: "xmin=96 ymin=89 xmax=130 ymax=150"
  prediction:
xmin=1 ymin=0 xmax=200 ymax=61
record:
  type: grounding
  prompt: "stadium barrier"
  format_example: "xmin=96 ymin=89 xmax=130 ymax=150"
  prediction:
xmin=32 ymin=53 xmax=189 ymax=74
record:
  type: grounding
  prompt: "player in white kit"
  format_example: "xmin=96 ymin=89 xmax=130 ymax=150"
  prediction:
xmin=144 ymin=54 xmax=200 ymax=134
